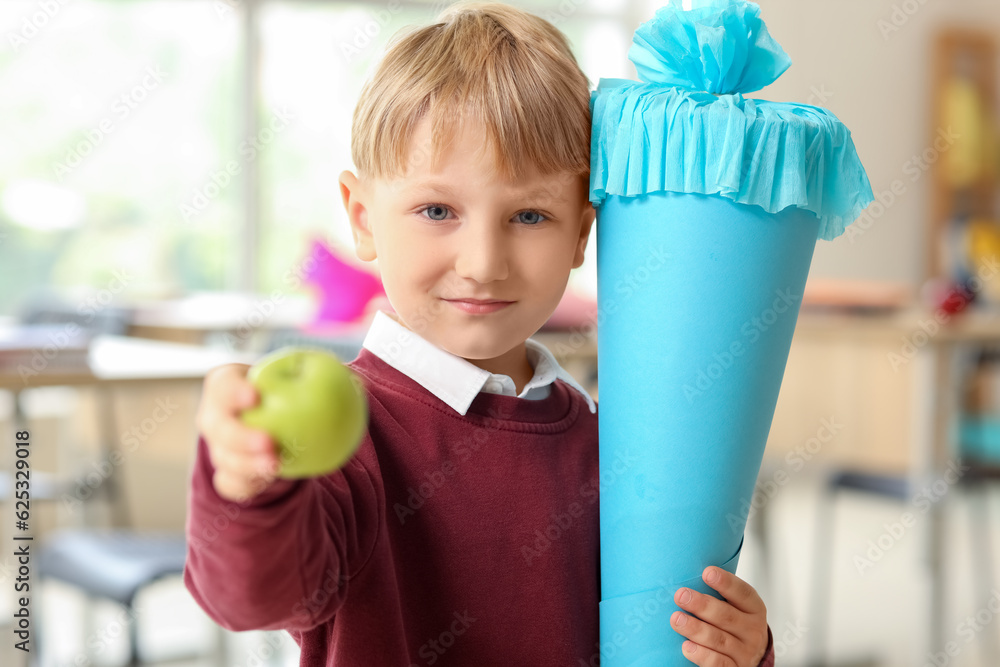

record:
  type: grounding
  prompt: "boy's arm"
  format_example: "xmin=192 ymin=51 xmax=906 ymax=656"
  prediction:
xmin=183 ymin=433 xmax=380 ymax=632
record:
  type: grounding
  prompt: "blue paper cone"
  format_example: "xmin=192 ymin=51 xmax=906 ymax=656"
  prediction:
xmin=589 ymin=2 xmax=874 ymax=665
xmin=595 ymin=192 xmax=818 ymax=665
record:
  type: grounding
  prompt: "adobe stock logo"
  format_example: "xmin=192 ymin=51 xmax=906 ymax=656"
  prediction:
xmin=683 ymin=288 xmax=799 ymax=403
xmin=854 ymin=459 xmax=970 ymax=575
xmin=7 ymin=0 xmax=72 ymax=52
xmin=877 ymin=0 xmax=936 ymax=41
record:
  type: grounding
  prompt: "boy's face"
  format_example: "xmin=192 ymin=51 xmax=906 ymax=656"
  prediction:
xmin=339 ymin=114 xmax=595 ymax=369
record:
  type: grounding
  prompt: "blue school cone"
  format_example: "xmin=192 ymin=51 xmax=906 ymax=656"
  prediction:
xmin=590 ymin=1 xmax=874 ymax=665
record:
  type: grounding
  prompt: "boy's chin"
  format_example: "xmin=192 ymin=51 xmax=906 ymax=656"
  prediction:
xmin=436 ymin=330 xmax=527 ymax=361
xmin=441 ymin=339 xmax=511 ymax=361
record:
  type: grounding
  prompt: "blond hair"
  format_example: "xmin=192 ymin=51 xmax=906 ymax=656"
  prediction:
xmin=350 ymin=1 xmax=592 ymax=185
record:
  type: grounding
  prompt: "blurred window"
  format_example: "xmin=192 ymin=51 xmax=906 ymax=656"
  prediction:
xmin=0 ymin=0 xmax=635 ymax=316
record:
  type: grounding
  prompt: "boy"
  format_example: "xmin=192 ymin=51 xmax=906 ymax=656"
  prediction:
xmin=184 ymin=2 xmax=775 ymax=665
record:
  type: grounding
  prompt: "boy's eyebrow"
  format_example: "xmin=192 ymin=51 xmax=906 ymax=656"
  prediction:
xmin=406 ymin=181 xmax=570 ymax=204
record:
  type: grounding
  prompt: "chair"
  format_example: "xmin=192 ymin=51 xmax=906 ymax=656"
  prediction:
xmin=805 ymin=343 xmax=1000 ymax=667
xmin=36 ymin=529 xmax=194 ymax=665
xmin=955 ymin=459 xmax=1000 ymax=667
xmin=805 ymin=466 xmax=1000 ymax=667
xmin=805 ymin=470 xmax=909 ymax=667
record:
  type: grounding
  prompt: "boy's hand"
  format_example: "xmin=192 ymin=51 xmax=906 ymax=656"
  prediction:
xmin=670 ymin=567 xmax=769 ymax=667
xmin=195 ymin=363 xmax=282 ymax=502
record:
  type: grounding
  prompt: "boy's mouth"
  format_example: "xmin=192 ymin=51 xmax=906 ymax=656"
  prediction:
xmin=445 ymin=297 xmax=514 ymax=305
xmin=446 ymin=298 xmax=514 ymax=305
xmin=443 ymin=298 xmax=516 ymax=314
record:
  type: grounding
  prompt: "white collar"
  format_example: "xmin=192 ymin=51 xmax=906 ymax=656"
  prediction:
xmin=360 ymin=309 xmax=597 ymax=417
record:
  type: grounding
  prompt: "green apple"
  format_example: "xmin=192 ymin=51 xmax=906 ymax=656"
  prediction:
xmin=240 ymin=346 xmax=368 ymax=478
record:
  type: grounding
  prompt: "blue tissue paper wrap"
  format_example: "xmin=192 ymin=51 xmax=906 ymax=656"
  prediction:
xmin=590 ymin=0 xmax=874 ymax=241
xmin=627 ymin=0 xmax=791 ymax=94
xmin=592 ymin=1 xmax=873 ymax=665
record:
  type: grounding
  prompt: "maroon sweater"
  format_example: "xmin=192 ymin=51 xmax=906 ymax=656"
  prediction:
xmin=183 ymin=346 xmax=775 ymax=665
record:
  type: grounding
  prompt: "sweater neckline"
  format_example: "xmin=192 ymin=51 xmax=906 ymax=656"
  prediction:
xmin=349 ymin=347 xmax=581 ymax=431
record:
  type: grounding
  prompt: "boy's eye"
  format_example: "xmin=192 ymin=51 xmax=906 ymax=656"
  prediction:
xmin=515 ymin=210 xmax=546 ymax=225
xmin=417 ymin=204 xmax=547 ymax=225
xmin=424 ymin=205 xmax=449 ymax=221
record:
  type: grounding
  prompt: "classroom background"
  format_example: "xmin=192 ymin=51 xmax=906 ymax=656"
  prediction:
xmin=1 ymin=0 xmax=1000 ymax=665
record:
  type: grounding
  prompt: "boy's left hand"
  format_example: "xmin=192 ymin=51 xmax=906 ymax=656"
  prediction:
xmin=670 ymin=566 xmax=768 ymax=667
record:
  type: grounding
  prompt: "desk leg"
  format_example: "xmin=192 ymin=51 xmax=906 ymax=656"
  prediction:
xmin=911 ymin=344 xmax=941 ymax=665
xmin=913 ymin=342 xmax=960 ymax=664
xmin=94 ymin=386 xmax=130 ymax=529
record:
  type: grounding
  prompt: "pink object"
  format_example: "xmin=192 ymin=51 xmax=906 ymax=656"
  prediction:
xmin=543 ymin=287 xmax=598 ymax=330
xmin=302 ymin=236 xmax=385 ymax=329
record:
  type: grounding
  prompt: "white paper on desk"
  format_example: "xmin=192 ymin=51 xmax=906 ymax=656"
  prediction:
xmin=88 ymin=335 xmax=259 ymax=379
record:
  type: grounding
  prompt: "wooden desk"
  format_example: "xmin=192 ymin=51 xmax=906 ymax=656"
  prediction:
xmin=0 ymin=334 xmax=259 ymax=570
xmin=0 ymin=334 xmax=260 ymax=390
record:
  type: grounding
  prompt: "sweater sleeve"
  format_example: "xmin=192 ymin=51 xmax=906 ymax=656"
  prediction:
xmin=182 ymin=433 xmax=380 ymax=632
xmin=756 ymin=623 xmax=775 ymax=667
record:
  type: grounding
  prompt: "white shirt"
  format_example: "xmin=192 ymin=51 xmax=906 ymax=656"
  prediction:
xmin=360 ymin=309 xmax=597 ymax=417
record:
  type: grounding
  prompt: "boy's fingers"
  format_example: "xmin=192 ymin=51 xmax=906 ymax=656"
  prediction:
xmin=199 ymin=408 xmax=275 ymax=475
xmin=199 ymin=363 xmax=278 ymax=502
xmin=211 ymin=437 xmax=279 ymax=480
xmin=197 ymin=364 xmax=254 ymax=434
xmin=215 ymin=364 xmax=257 ymax=411
xmin=218 ymin=414 xmax=273 ymax=453
xmin=669 ymin=607 xmax=743 ymax=662
xmin=700 ymin=567 xmax=766 ymax=615
xmin=204 ymin=364 xmax=256 ymax=411
xmin=674 ymin=586 xmax=757 ymax=647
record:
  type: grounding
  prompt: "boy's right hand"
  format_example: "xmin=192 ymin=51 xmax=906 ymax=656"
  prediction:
xmin=196 ymin=363 xmax=282 ymax=502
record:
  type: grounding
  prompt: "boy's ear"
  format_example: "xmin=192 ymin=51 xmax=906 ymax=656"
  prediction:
xmin=573 ymin=203 xmax=596 ymax=269
xmin=338 ymin=170 xmax=377 ymax=262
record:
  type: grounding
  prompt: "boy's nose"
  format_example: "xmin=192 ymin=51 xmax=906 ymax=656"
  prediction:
xmin=453 ymin=223 xmax=510 ymax=284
